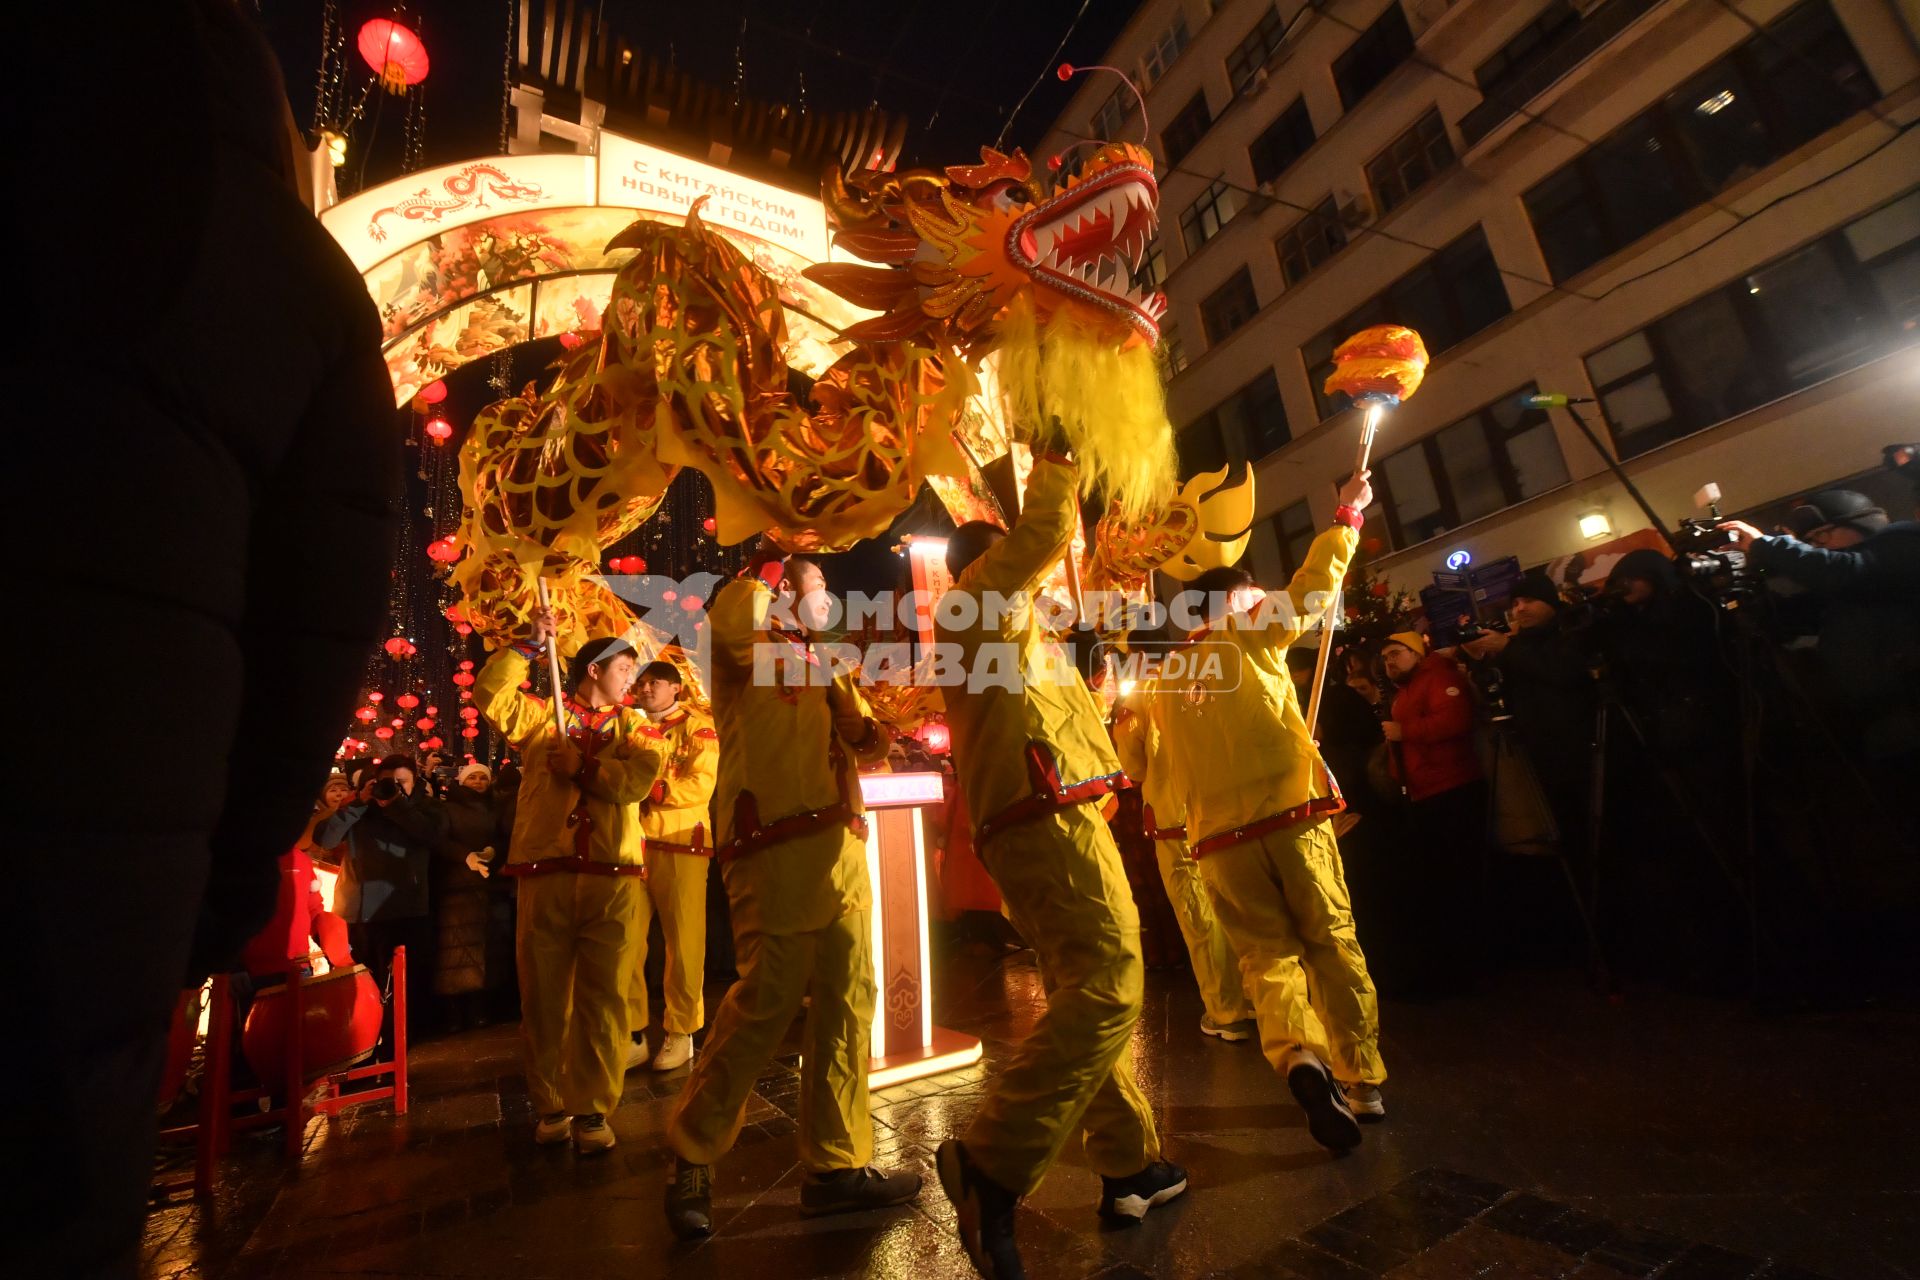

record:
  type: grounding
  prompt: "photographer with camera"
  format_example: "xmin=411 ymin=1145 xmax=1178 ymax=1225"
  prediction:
xmin=1718 ymin=485 xmax=1920 ymax=813
xmin=315 ymin=754 xmax=447 ymax=1052
xmin=1458 ymin=574 xmax=1595 ymax=842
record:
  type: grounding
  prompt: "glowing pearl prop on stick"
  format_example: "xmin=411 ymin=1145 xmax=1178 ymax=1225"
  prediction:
xmin=1305 ymin=326 xmax=1429 ymax=738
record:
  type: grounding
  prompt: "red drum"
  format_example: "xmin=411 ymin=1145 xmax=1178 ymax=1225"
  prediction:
xmin=242 ymin=964 xmax=382 ymax=1084
xmin=157 ymin=988 xmax=199 ymax=1107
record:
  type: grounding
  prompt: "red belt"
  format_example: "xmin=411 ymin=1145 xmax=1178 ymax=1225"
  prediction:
xmin=502 ymin=855 xmax=648 ymax=879
xmin=1141 ymin=803 xmax=1187 ymax=843
xmin=976 ymin=743 xmax=1130 ymax=846
xmin=719 ymin=795 xmax=868 ymax=863
xmin=1191 ymin=796 xmax=1345 ymax=858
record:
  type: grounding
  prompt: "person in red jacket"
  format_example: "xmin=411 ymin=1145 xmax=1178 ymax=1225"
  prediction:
xmin=1380 ymin=632 xmax=1487 ymax=995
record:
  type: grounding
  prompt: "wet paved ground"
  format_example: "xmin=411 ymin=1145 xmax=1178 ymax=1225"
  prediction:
xmin=144 ymin=951 xmax=1920 ymax=1279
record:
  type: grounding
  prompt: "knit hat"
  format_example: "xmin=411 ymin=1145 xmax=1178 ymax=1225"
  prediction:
xmin=1785 ymin=489 xmax=1887 ymax=538
xmin=457 ymin=762 xmax=492 ymax=785
xmin=1383 ymin=630 xmax=1427 ymax=658
xmin=1509 ymin=571 xmax=1562 ymax=610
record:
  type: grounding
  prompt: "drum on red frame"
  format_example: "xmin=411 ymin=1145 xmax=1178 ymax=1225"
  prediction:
xmin=241 ymin=963 xmax=381 ymax=1083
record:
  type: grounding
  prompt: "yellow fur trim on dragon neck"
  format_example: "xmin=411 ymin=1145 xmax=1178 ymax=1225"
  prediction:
xmin=992 ymin=297 xmax=1176 ymax=523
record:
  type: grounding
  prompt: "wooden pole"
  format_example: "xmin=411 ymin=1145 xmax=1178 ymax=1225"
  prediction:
xmin=1305 ymin=400 xmax=1385 ymax=739
xmin=533 ymin=578 xmax=567 ymax=737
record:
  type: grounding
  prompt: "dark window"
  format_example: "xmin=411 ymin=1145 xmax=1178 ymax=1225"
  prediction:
xmin=1200 ymin=268 xmax=1262 ymax=346
xmin=1180 ymin=179 xmax=1243 ymax=255
xmin=1140 ymin=14 xmax=1192 ymax=89
xmin=1524 ymin=1 xmax=1876 ymax=281
xmin=1473 ymin=2 xmax=1578 ymax=95
xmin=1366 ymin=108 xmax=1455 ymax=213
xmin=1586 ymin=188 xmax=1920 ymax=459
xmin=1161 ymin=92 xmax=1214 ymax=169
xmin=1304 ymin=226 xmax=1512 ymax=418
xmin=1333 ymin=2 xmax=1415 ymax=109
xmin=1228 ymin=6 xmax=1292 ymax=96
xmin=1219 ymin=369 xmax=1292 ymax=458
xmin=1159 ymin=322 xmax=1190 ymax=379
xmin=1131 ymin=238 xmax=1168 ymax=294
xmin=1276 ymin=196 xmax=1348 ymax=286
xmin=1249 ymin=97 xmax=1316 ymax=186
xmin=1176 ymin=413 xmax=1228 ymax=479
xmin=1270 ymin=499 xmax=1316 ymax=575
xmin=1370 ymin=387 xmax=1571 ymax=546
xmin=1093 ymin=86 xmax=1134 ymax=141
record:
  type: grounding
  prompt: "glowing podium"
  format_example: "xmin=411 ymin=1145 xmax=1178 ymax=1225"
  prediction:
xmin=857 ymin=770 xmax=984 ymax=1088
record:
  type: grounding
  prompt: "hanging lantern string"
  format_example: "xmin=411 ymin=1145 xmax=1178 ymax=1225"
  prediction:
xmin=499 ymin=0 xmax=515 ymax=153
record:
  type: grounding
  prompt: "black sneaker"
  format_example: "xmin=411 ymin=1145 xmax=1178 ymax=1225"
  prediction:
xmin=1098 ymin=1160 xmax=1189 ymax=1222
xmin=936 ymin=1139 xmax=1026 ymax=1280
xmin=1285 ymin=1050 xmax=1362 ymax=1154
xmin=665 ymin=1158 xmax=713 ymax=1240
xmin=798 ymin=1165 xmax=923 ymax=1217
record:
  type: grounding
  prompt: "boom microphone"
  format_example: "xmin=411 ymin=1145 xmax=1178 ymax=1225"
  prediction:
xmin=1518 ymin=392 xmax=1597 ymax=409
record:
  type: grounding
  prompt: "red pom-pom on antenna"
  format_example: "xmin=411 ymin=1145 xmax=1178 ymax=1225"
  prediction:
xmin=1056 ymin=63 xmax=1075 ymax=81
xmin=1048 ymin=154 xmax=1064 ymax=171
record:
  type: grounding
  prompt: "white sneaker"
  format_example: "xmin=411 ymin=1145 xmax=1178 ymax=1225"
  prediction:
xmin=624 ymin=1038 xmax=652 ymax=1072
xmin=1344 ymin=1082 xmax=1386 ymax=1122
xmin=573 ymin=1113 xmax=616 ymax=1154
xmin=534 ymin=1112 xmax=572 ymax=1145
xmin=651 ymin=1032 xmax=694 ymax=1072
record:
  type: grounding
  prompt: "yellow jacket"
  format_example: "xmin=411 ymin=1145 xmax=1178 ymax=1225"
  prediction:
xmin=707 ymin=576 xmax=891 ymax=934
xmin=641 ymin=702 xmax=719 ymax=853
xmin=1157 ymin=523 xmax=1358 ymax=853
xmin=938 ymin=456 xmax=1126 ymax=844
xmin=474 ymin=648 xmax=669 ymax=869
xmin=1111 ymin=689 xmax=1184 ymax=838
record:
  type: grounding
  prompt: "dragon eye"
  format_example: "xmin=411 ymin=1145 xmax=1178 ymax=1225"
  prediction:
xmin=1005 ymin=184 xmax=1034 ymax=206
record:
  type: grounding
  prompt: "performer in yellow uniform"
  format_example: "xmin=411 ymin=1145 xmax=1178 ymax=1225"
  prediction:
xmin=624 ymin=659 xmax=717 ymax=1075
xmin=474 ymin=610 xmax=668 ymax=1155
xmin=1155 ymin=469 xmax=1386 ymax=1155
xmin=934 ymin=448 xmax=1186 ymax=1280
xmin=1110 ymin=681 xmax=1256 ymax=1041
xmin=664 ymin=553 xmax=921 ymax=1238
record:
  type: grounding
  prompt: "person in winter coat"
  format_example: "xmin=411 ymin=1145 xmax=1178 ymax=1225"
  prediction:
xmin=314 ymin=756 xmax=446 ymax=1051
xmin=435 ymin=762 xmax=504 ymax=1028
xmin=8 ymin=5 xmax=399 ymax=1270
xmin=1379 ymin=633 xmax=1486 ymax=994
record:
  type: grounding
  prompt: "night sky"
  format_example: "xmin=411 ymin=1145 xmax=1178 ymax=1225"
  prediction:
xmin=260 ymin=0 xmax=1142 ymax=192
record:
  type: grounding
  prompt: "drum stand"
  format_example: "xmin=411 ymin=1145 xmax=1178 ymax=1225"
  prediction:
xmin=154 ymin=948 xmax=410 ymax=1201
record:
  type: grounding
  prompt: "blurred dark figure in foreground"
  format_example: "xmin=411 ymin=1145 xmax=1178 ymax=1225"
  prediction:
xmin=3 ymin=3 xmax=397 ymax=1274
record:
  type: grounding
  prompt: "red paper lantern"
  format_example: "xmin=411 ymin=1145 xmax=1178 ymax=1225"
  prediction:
xmin=416 ymin=718 xmax=435 ymax=732
xmin=461 ymin=726 xmax=480 ymax=739
xmin=357 ymin=19 xmax=430 ymax=93
xmin=423 ymin=736 xmax=443 ymax=750
xmin=921 ymin=723 xmax=951 ymax=753
xmin=459 ymin=660 xmax=475 ymax=671
xmin=702 ymin=517 xmax=717 ymax=534
xmin=460 ymin=707 xmax=479 ymax=720
xmin=425 ymin=705 xmax=438 ymax=716
xmin=383 ymin=637 xmax=409 ymax=657
xmin=662 ymin=590 xmax=677 ymax=603
xmin=368 ymin=691 xmax=384 ymax=703
xmin=424 ymin=417 xmax=453 ymax=443
xmin=460 ymin=690 xmax=473 ymax=701
xmin=419 ymin=380 xmax=448 ymax=405
xmin=354 ymin=707 xmax=376 ymax=723
xmin=681 ymin=595 xmax=703 ymax=612
xmin=452 ymin=672 xmax=475 ymax=687
xmin=427 ymin=537 xmax=460 ymax=564
xmin=374 ymin=726 xmax=395 ymax=740
xmin=1368 ymin=581 xmax=1390 ymax=598
xmin=395 ymin=693 xmax=420 ymax=710
xmin=390 ymin=718 xmax=403 ymax=728
xmin=1361 ymin=537 xmax=1383 ymax=555
xmin=455 ymin=622 xmax=473 ymax=635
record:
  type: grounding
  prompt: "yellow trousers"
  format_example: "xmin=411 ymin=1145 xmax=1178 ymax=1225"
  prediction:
xmin=627 ymin=848 xmax=709 ymax=1036
xmin=515 ymin=871 xmax=649 ymax=1117
xmin=967 ymin=802 xmax=1160 ymax=1197
xmin=1155 ymin=837 xmax=1255 ymax=1026
xmin=666 ymin=906 xmax=874 ymax=1171
xmin=1197 ymin=818 xmax=1385 ymax=1086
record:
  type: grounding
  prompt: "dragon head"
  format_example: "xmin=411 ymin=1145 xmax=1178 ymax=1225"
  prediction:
xmin=809 ymin=142 xmax=1165 ymax=354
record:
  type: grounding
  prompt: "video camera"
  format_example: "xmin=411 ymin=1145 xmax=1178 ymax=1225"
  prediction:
xmin=1672 ymin=484 xmax=1753 ymax=604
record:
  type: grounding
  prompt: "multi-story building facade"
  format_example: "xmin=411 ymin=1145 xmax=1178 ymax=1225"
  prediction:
xmin=1037 ymin=0 xmax=1920 ymax=591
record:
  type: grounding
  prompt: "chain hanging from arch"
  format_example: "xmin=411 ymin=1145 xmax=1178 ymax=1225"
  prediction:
xmin=499 ymin=0 xmax=516 ymax=153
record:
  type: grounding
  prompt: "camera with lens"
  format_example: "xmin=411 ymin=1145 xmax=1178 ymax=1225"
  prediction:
xmin=1453 ymin=616 xmax=1511 ymax=645
xmin=370 ymin=777 xmax=401 ymax=803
